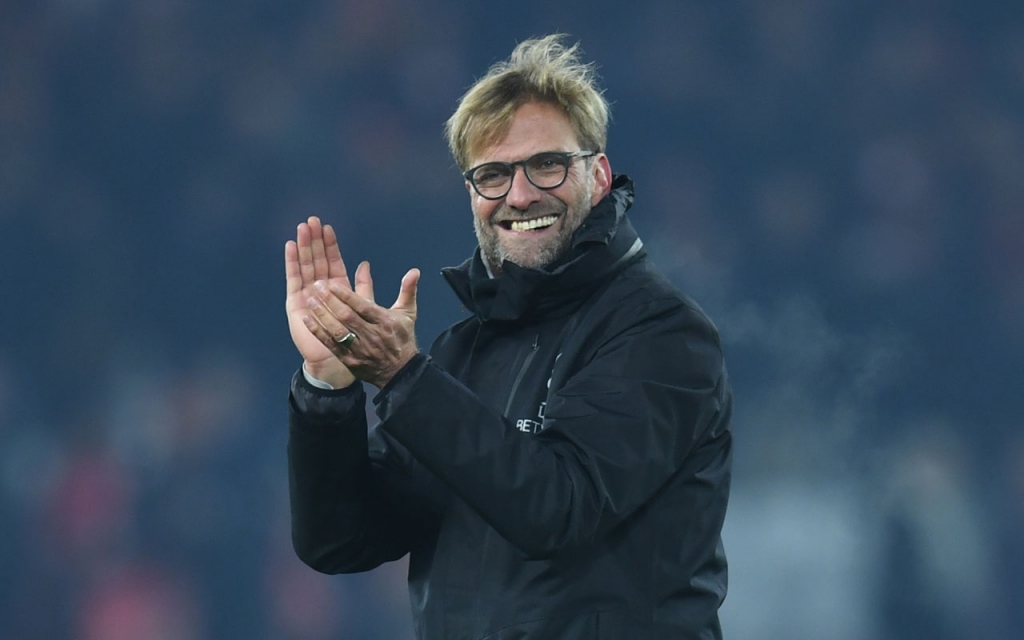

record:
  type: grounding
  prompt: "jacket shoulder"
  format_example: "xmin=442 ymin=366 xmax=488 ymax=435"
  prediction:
xmin=591 ymin=260 xmax=722 ymax=342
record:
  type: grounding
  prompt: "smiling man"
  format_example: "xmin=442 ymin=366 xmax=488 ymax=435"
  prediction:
xmin=284 ymin=35 xmax=733 ymax=639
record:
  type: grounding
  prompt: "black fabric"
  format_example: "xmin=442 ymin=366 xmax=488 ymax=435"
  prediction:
xmin=288 ymin=176 xmax=733 ymax=639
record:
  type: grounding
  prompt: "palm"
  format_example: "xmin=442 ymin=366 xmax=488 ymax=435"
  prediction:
xmin=287 ymin=284 xmax=341 ymax=364
xmin=285 ymin=217 xmax=369 ymax=370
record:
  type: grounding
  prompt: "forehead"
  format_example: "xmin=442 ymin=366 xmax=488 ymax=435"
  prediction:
xmin=473 ymin=102 xmax=579 ymax=165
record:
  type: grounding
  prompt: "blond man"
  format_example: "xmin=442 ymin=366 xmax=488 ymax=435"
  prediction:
xmin=285 ymin=35 xmax=732 ymax=639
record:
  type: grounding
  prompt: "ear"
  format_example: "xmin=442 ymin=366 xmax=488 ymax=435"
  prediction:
xmin=590 ymin=153 xmax=613 ymax=207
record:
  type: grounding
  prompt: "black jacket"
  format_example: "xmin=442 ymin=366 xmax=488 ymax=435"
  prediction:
xmin=288 ymin=176 xmax=732 ymax=639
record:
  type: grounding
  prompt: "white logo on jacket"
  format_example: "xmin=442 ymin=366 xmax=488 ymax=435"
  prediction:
xmin=515 ymin=402 xmax=546 ymax=433
xmin=515 ymin=352 xmax=559 ymax=434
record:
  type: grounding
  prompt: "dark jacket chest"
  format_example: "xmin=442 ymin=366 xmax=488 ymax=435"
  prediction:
xmin=433 ymin=319 xmax=575 ymax=434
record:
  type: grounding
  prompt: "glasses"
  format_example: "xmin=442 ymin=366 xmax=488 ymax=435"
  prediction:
xmin=463 ymin=150 xmax=595 ymax=200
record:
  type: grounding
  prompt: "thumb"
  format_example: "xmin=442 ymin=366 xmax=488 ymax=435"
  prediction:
xmin=392 ymin=268 xmax=420 ymax=316
xmin=354 ymin=260 xmax=375 ymax=303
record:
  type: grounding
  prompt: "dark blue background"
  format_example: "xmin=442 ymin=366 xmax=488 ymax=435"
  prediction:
xmin=2 ymin=1 xmax=1021 ymax=638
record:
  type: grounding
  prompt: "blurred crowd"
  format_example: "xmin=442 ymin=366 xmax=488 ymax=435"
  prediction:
xmin=1 ymin=1 xmax=1021 ymax=638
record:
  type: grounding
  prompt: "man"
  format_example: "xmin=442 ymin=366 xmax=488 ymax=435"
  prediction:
xmin=284 ymin=35 xmax=732 ymax=639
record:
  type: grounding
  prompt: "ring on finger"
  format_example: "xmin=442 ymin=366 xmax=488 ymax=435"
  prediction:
xmin=335 ymin=331 xmax=357 ymax=348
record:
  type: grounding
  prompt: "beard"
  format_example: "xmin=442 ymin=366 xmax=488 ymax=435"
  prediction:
xmin=474 ymin=178 xmax=594 ymax=276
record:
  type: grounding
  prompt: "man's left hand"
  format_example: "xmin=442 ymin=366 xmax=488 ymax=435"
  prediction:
xmin=303 ymin=263 xmax=421 ymax=389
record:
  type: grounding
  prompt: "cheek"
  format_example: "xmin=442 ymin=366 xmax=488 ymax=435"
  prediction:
xmin=473 ymin=197 xmax=500 ymax=223
xmin=557 ymin=174 xmax=593 ymax=209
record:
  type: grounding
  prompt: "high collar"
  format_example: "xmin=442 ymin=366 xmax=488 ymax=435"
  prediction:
xmin=442 ymin=175 xmax=645 ymax=323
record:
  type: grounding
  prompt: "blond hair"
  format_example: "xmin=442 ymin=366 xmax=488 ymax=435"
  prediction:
xmin=445 ymin=34 xmax=610 ymax=170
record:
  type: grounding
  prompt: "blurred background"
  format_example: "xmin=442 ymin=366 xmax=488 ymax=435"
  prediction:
xmin=1 ymin=1 xmax=1022 ymax=638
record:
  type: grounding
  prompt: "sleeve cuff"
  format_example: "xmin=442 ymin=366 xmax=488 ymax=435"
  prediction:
xmin=372 ymin=353 xmax=430 ymax=420
xmin=290 ymin=367 xmax=366 ymax=425
xmin=302 ymin=363 xmax=338 ymax=389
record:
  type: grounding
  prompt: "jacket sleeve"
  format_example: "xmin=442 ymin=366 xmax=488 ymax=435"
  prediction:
xmin=377 ymin=298 xmax=730 ymax=559
xmin=288 ymin=369 xmax=439 ymax=573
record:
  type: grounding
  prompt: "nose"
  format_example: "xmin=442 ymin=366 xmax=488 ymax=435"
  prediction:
xmin=503 ymin=165 xmax=543 ymax=210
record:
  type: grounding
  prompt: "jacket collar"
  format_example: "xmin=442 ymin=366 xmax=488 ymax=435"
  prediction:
xmin=442 ymin=175 xmax=645 ymax=322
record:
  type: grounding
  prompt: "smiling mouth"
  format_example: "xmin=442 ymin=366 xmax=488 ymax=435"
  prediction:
xmin=498 ymin=214 xmax=560 ymax=232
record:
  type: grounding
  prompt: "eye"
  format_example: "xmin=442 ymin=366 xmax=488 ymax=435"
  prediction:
xmin=474 ymin=164 xmax=509 ymax=186
xmin=529 ymin=153 xmax=564 ymax=172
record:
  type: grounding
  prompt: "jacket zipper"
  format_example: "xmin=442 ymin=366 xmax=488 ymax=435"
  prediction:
xmin=503 ymin=334 xmax=540 ymax=417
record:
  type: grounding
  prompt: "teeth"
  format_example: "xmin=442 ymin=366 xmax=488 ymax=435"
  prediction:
xmin=510 ymin=215 xmax=558 ymax=232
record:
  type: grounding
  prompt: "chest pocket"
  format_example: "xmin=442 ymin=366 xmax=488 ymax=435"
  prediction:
xmin=500 ymin=327 xmax=576 ymax=434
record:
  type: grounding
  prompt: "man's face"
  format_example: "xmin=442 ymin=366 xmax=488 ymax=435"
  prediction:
xmin=467 ymin=102 xmax=611 ymax=275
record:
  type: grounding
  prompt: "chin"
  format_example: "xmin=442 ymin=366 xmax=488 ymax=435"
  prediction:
xmin=500 ymin=247 xmax=561 ymax=271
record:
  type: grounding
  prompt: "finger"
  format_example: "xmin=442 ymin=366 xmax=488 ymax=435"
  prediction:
xmin=322 ymin=224 xmax=351 ymax=288
xmin=296 ymin=222 xmax=315 ymax=286
xmin=285 ymin=241 xmax=302 ymax=296
xmin=312 ymin=287 xmax=381 ymax=358
xmin=308 ymin=216 xmax=329 ymax=282
xmin=392 ymin=268 xmax=420 ymax=316
xmin=326 ymin=281 xmax=387 ymax=326
xmin=354 ymin=261 xmax=375 ymax=303
xmin=300 ymin=314 xmax=352 ymax=361
xmin=305 ymin=293 xmax=354 ymax=344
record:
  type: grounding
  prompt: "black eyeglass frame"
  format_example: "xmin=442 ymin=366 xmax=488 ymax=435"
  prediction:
xmin=463 ymin=150 xmax=596 ymax=200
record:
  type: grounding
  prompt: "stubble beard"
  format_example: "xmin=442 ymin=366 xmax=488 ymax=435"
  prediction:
xmin=474 ymin=180 xmax=594 ymax=276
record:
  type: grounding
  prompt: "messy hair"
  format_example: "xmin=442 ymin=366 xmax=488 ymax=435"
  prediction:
xmin=445 ymin=34 xmax=610 ymax=170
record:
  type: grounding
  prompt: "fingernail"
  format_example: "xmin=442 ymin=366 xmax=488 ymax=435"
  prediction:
xmin=314 ymin=280 xmax=326 ymax=293
xmin=329 ymin=282 xmax=343 ymax=294
xmin=302 ymin=315 xmax=315 ymax=328
xmin=307 ymin=297 xmax=320 ymax=309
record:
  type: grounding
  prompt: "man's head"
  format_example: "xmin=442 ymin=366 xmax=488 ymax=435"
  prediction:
xmin=446 ymin=35 xmax=613 ymax=275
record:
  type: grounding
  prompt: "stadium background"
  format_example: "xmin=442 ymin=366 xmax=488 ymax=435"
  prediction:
xmin=1 ymin=1 xmax=1021 ymax=638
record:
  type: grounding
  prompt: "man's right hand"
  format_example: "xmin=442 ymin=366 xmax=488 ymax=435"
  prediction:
xmin=285 ymin=216 xmax=374 ymax=389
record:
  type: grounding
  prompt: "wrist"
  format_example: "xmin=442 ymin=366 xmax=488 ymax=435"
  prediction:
xmin=304 ymin=361 xmax=357 ymax=389
xmin=371 ymin=350 xmax=421 ymax=389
